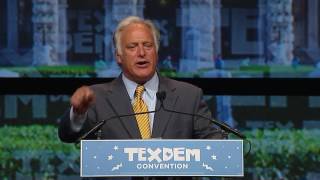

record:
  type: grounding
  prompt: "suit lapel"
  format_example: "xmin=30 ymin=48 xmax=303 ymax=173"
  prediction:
xmin=152 ymin=76 xmax=178 ymax=138
xmin=106 ymin=77 xmax=141 ymax=139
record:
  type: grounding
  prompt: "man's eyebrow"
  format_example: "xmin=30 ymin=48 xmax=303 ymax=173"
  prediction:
xmin=126 ymin=42 xmax=138 ymax=46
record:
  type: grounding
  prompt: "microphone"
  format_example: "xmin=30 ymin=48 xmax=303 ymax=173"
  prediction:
xmin=76 ymin=97 xmax=161 ymax=143
xmin=156 ymin=91 xmax=246 ymax=139
xmin=156 ymin=91 xmax=166 ymax=108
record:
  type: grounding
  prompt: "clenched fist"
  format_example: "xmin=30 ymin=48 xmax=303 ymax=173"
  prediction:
xmin=70 ymin=86 xmax=95 ymax=114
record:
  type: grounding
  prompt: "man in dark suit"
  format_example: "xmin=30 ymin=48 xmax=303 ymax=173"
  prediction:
xmin=58 ymin=15 xmax=223 ymax=143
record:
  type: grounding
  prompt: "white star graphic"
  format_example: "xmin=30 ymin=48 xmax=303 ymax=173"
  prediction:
xmin=93 ymin=155 xmax=97 ymax=159
xmin=113 ymin=146 xmax=119 ymax=151
xmin=206 ymin=145 xmax=211 ymax=150
xmin=211 ymin=154 xmax=217 ymax=160
xmin=236 ymin=146 xmax=240 ymax=150
xmin=107 ymin=154 xmax=113 ymax=160
xmin=228 ymin=155 xmax=231 ymax=159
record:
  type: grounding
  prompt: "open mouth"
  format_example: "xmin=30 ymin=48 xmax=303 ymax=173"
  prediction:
xmin=136 ymin=60 xmax=149 ymax=67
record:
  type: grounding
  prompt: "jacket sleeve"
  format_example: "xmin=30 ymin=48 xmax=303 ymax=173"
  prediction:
xmin=58 ymin=106 xmax=98 ymax=143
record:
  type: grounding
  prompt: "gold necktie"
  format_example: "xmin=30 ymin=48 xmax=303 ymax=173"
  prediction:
xmin=133 ymin=85 xmax=151 ymax=139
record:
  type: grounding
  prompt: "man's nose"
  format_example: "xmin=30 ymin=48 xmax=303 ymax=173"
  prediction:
xmin=137 ymin=45 xmax=146 ymax=57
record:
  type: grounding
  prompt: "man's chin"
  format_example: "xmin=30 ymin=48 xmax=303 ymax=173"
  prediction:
xmin=134 ymin=73 xmax=155 ymax=83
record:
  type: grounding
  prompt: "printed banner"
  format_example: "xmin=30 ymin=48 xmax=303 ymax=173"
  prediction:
xmin=81 ymin=139 xmax=243 ymax=177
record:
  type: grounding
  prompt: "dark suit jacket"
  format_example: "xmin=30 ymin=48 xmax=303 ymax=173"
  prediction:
xmin=58 ymin=75 xmax=223 ymax=142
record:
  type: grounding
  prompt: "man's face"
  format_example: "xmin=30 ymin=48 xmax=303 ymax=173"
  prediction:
xmin=116 ymin=23 xmax=158 ymax=84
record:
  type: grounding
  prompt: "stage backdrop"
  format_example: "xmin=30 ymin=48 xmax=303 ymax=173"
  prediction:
xmin=1 ymin=0 xmax=320 ymax=180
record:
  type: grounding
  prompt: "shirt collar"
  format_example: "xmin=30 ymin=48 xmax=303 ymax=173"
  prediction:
xmin=122 ymin=73 xmax=159 ymax=100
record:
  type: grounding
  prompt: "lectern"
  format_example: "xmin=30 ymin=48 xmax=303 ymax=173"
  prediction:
xmin=81 ymin=139 xmax=243 ymax=177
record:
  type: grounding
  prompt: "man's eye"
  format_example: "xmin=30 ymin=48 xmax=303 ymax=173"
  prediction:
xmin=144 ymin=43 xmax=153 ymax=48
xmin=127 ymin=45 xmax=136 ymax=49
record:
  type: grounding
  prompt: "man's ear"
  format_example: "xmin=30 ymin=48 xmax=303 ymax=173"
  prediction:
xmin=115 ymin=50 xmax=122 ymax=65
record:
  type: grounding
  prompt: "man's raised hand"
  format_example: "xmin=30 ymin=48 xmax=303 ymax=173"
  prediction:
xmin=70 ymin=86 xmax=95 ymax=114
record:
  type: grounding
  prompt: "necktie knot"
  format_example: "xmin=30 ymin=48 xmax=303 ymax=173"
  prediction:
xmin=135 ymin=85 xmax=145 ymax=99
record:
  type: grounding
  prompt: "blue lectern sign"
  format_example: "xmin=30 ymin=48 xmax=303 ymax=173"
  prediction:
xmin=81 ymin=140 xmax=243 ymax=177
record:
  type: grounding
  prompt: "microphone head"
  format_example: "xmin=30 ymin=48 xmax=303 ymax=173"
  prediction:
xmin=156 ymin=91 xmax=166 ymax=101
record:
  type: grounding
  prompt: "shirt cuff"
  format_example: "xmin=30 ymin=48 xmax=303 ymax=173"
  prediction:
xmin=70 ymin=106 xmax=87 ymax=132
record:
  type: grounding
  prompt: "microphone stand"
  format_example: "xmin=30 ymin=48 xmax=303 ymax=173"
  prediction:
xmin=76 ymin=108 xmax=160 ymax=143
xmin=164 ymin=106 xmax=245 ymax=139
xmin=156 ymin=91 xmax=246 ymax=139
xmin=156 ymin=91 xmax=251 ymax=158
xmin=78 ymin=91 xmax=246 ymax=142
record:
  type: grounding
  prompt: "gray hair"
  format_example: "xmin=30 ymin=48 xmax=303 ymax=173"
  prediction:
xmin=113 ymin=16 xmax=160 ymax=55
